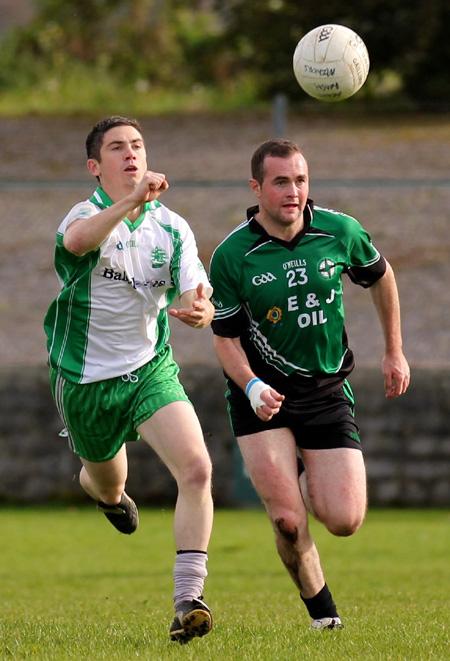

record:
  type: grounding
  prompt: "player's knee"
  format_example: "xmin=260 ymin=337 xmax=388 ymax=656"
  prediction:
xmin=180 ymin=455 xmax=212 ymax=492
xmin=274 ymin=513 xmax=302 ymax=544
xmin=325 ymin=511 xmax=364 ymax=537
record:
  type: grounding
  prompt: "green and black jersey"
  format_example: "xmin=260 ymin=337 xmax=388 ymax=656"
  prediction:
xmin=209 ymin=200 xmax=386 ymax=400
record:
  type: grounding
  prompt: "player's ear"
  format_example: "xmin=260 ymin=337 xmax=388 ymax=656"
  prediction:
xmin=249 ymin=178 xmax=261 ymax=197
xmin=87 ymin=158 xmax=101 ymax=178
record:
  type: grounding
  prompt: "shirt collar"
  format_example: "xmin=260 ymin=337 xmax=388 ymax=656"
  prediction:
xmin=89 ymin=186 xmax=162 ymax=213
xmin=246 ymin=198 xmax=314 ymax=238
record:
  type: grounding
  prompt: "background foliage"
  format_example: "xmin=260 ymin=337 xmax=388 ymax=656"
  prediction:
xmin=0 ymin=0 xmax=449 ymax=112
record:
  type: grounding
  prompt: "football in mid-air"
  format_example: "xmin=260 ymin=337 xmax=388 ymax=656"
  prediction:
xmin=293 ymin=24 xmax=370 ymax=102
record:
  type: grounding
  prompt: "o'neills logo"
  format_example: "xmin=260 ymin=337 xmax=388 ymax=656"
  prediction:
xmin=101 ymin=267 xmax=166 ymax=289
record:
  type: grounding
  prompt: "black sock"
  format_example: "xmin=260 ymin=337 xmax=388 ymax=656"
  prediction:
xmin=301 ymin=583 xmax=339 ymax=619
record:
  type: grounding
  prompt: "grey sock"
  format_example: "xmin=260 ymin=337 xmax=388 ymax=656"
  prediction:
xmin=173 ymin=551 xmax=208 ymax=606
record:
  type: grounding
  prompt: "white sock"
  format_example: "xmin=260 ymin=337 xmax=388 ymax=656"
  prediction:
xmin=173 ymin=551 xmax=208 ymax=606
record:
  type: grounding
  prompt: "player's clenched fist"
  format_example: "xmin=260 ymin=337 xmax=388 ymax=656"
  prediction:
xmin=138 ymin=170 xmax=169 ymax=202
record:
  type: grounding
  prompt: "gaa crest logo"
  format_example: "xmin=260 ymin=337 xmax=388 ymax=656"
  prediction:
xmin=318 ymin=258 xmax=336 ymax=279
xmin=252 ymin=272 xmax=277 ymax=286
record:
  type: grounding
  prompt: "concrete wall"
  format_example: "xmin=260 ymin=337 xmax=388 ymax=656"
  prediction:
xmin=0 ymin=365 xmax=449 ymax=507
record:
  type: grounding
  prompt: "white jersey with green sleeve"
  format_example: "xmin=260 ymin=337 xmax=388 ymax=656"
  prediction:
xmin=209 ymin=200 xmax=386 ymax=399
xmin=44 ymin=187 xmax=212 ymax=384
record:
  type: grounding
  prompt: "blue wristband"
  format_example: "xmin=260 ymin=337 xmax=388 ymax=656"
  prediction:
xmin=245 ymin=378 xmax=261 ymax=398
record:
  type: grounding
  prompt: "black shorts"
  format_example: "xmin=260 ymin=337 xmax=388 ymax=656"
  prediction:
xmin=226 ymin=380 xmax=362 ymax=450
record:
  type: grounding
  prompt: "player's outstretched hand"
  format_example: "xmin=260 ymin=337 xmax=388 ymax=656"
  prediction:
xmin=382 ymin=350 xmax=411 ymax=398
xmin=169 ymin=283 xmax=215 ymax=329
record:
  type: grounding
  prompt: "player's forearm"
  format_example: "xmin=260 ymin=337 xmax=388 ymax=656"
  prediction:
xmin=370 ymin=261 xmax=404 ymax=354
xmin=63 ymin=196 xmax=139 ymax=256
xmin=213 ymin=335 xmax=256 ymax=392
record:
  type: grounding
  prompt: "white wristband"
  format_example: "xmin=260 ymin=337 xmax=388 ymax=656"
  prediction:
xmin=245 ymin=378 xmax=271 ymax=414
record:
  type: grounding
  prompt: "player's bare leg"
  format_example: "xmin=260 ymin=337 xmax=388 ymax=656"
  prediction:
xmin=237 ymin=428 xmax=343 ymax=629
xmin=137 ymin=401 xmax=213 ymax=643
xmin=80 ymin=444 xmax=128 ymax=504
xmin=80 ymin=445 xmax=139 ymax=534
xmin=301 ymin=447 xmax=367 ymax=536
xmin=237 ymin=428 xmax=325 ymax=596
xmin=137 ymin=401 xmax=213 ymax=551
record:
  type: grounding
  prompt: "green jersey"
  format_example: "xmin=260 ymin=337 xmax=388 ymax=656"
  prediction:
xmin=209 ymin=201 xmax=385 ymax=399
xmin=44 ymin=187 xmax=211 ymax=384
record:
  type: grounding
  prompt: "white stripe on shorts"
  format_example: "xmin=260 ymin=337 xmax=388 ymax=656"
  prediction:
xmin=54 ymin=373 xmax=76 ymax=453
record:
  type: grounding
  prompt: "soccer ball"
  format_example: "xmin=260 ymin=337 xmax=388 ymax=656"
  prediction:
xmin=293 ymin=24 xmax=370 ymax=102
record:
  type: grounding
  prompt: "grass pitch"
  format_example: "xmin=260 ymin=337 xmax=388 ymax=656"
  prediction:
xmin=0 ymin=507 xmax=448 ymax=660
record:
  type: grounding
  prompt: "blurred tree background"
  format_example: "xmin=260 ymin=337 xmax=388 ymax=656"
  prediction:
xmin=0 ymin=0 xmax=449 ymax=113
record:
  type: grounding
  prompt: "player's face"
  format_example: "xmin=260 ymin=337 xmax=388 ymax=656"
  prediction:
xmin=250 ymin=153 xmax=309 ymax=237
xmin=87 ymin=125 xmax=148 ymax=198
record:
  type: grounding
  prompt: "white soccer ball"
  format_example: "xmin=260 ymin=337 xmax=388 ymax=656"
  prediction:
xmin=293 ymin=24 xmax=370 ymax=102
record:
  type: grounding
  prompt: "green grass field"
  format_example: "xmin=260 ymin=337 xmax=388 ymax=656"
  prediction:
xmin=0 ymin=507 xmax=448 ymax=660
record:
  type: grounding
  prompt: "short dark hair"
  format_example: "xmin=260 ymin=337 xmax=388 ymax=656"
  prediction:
xmin=251 ymin=139 xmax=304 ymax=184
xmin=86 ymin=116 xmax=143 ymax=161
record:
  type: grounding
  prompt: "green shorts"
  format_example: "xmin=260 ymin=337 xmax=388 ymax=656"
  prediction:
xmin=50 ymin=346 xmax=191 ymax=462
